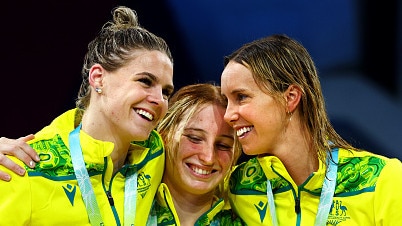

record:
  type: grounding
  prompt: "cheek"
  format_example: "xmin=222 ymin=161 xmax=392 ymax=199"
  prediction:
xmin=252 ymin=103 xmax=282 ymax=126
xmin=238 ymin=104 xmax=258 ymax=120
xmin=160 ymin=101 xmax=169 ymax=118
xmin=217 ymin=151 xmax=234 ymax=170
xmin=178 ymin=139 xmax=202 ymax=157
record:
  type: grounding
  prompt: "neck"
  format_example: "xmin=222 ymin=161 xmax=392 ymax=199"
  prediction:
xmin=280 ymin=149 xmax=318 ymax=185
xmin=276 ymin=120 xmax=318 ymax=185
xmin=164 ymin=181 xmax=215 ymax=226
xmin=81 ymin=109 xmax=130 ymax=174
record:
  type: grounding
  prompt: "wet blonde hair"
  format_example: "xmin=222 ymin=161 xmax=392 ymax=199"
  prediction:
xmin=76 ymin=6 xmax=173 ymax=110
xmin=224 ymin=34 xmax=355 ymax=166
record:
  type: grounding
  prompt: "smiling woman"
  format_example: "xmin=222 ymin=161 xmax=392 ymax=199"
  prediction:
xmin=0 ymin=6 xmax=174 ymax=225
xmin=0 ymin=83 xmax=247 ymax=225
xmin=153 ymin=83 xmax=245 ymax=225
xmin=221 ymin=34 xmax=402 ymax=225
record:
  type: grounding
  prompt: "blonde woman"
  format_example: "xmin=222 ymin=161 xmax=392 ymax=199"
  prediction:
xmin=221 ymin=34 xmax=402 ymax=225
xmin=0 ymin=6 xmax=174 ymax=225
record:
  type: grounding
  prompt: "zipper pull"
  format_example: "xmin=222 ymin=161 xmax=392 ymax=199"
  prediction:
xmin=107 ymin=191 xmax=114 ymax=206
xmin=295 ymin=197 xmax=301 ymax=214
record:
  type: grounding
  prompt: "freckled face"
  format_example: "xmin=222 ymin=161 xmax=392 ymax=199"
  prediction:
xmin=221 ymin=61 xmax=285 ymax=155
xmin=164 ymin=104 xmax=235 ymax=195
xmin=96 ymin=50 xmax=174 ymax=141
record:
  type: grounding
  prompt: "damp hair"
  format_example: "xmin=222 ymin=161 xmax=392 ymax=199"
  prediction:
xmin=76 ymin=6 xmax=173 ymax=110
xmin=157 ymin=83 xmax=242 ymax=201
xmin=224 ymin=34 xmax=355 ymax=166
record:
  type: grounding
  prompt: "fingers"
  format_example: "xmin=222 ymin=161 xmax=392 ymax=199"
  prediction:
xmin=16 ymin=134 xmax=40 ymax=165
xmin=17 ymin=134 xmax=35 ymax=142
xmin=0 ymin=152 xmax=26 ymax=180
xmin=0 ymin=135 xmax=39 ymax=181
xmin=0 ymin=171 xmax=11 ymax=182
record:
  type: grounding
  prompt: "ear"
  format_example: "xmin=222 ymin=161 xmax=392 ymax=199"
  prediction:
xmin=88 ymin=64 xmax=104 ymax=88
xmin=284 ymin=84 xmax=302 ymax=113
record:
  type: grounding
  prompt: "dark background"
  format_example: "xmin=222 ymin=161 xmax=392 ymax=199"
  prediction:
xmin=1 ymin=1 xmax=401 ymax=160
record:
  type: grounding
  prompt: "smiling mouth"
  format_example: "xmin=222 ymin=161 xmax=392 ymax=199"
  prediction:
xmin=236 ymin=126 xmax=253 ymax=137
xmin=190 ymin=165 xmax=215 ymax=175
xmin=135 ymin=109 xmax=154 ymax=121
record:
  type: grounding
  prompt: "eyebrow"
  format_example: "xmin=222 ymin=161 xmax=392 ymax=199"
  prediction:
xmin=222 ymin=87 xmax=247 ymax=97
xmin=184 ymin=127 xmax=204 ymax=133
xmin=221 ymin=134 xmax=235 ymax=140
xmin=230 ymin=88 xmax=247 ymax=95
xmin=184 ymin=127 xmax=235 ymax=140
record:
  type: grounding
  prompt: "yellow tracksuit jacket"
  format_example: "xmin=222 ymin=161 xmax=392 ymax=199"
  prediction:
xmin=0 ymin=108 xmax=165 ymax=226
xmin=229 ymin=148 xmax=402 ymax=225
xmin=150 ymin=183 xmax=245 ymax=225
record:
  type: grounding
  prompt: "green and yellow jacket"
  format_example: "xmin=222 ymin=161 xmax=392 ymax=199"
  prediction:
xmin=0 ymin=108 xmax=165 ymax=225
xmin=150 ymin=183 xmax=245 ymax=225
xmin=229 ymin=148 xmax=402 ymax=225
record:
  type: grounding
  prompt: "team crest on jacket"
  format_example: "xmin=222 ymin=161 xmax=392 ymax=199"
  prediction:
xmin=137 ymin=172 xmax=151 ymax=198
xmin=327 ymin=199 xmax=350 ymax=225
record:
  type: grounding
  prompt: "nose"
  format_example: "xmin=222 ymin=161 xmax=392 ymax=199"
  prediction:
xmin=223 ymin=103 xmax=238 ymax=125
xmin=199 ymin=143 xmax=216 ymax=165
xmin=148 ymin=86 xmax=165 ymax=105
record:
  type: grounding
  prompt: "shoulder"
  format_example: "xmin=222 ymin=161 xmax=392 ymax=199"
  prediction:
xmin=338 ymin=148 xmax=401 ymax=171
xmin=336 ymin=148 xmax=402 ymax=193
xmin=132 ymin=130 xmax=164 ymax=153
xmin=231 ymin=157 xmax=262 ymax=181
xmin=210 ymin=209 xmax=246 ymax=225
xmin=229 ymin=157 xmax=267 ymax=194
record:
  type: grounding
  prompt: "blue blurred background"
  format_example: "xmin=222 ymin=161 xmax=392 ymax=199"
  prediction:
xmin=2 ymin=0 xmax=401 ymax=160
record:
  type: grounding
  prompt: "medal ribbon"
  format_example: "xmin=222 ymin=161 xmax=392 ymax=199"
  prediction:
xmin=69 ymin=124 xmax=138 ymax=226
xmin=266 ymin=148 xmax=339 ymax=226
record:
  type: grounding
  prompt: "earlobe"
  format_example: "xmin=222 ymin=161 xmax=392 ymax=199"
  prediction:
xmin=285 ymin=84 xmax=302 ymax=113
xmin=88 ymin=64 xmax=104 ymax=87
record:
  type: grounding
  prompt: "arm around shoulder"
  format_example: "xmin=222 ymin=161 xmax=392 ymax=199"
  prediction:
xmin=0 ymin=135 xmax=38 ymax=181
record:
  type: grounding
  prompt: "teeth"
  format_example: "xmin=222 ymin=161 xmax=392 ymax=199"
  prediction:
xmin=237 ymin=127 xmax=252 ymax=137
xmin=192 ymin=166 xmax=211 ymax=175
xmin=135 ymin=109 xmax=153 ymax=121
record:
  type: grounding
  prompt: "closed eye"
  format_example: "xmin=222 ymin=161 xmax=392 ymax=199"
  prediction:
xmin=216 ymin=143 xmax=233 ymax=151
xmin=183 ymin=134 xmax=203 ymax=144
xmin=139 ymin=77 xmax=152 ymax=86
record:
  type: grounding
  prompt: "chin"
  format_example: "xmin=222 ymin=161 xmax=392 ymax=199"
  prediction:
xmin=131 ymin=131 xmax=152 ymax=141
xmin=242 ymin=147 xmax=261 ymax=156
